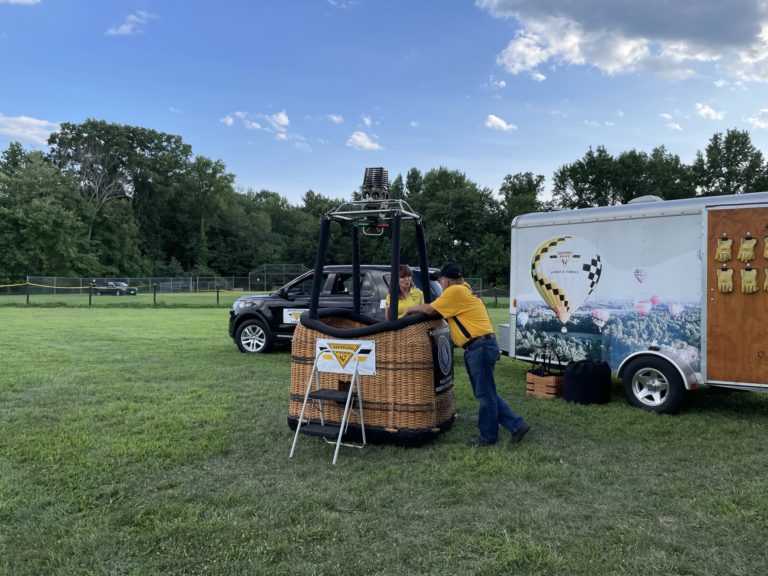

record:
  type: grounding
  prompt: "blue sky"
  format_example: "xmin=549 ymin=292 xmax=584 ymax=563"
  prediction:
xmin=2 ymin=0 xmax=768 ymax=203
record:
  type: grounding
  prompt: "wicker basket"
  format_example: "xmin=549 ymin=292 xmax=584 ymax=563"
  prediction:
xmin=525 ymin=371 xmax=564 ymax=399
xmin=289 ymin=315 xmax=456 ymax=445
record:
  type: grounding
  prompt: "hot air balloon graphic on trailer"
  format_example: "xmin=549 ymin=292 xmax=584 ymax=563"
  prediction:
xmin=531 ymin=236 xmax=602 ymax=332
xmin=591 ymin=308 xmax=610 ymax=329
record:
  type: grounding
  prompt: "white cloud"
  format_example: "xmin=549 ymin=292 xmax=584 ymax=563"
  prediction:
xmin=485 ymin=114 xmax=517 ymax=131
xmin=747 ymin=108 xmax=768 ymax=128
xmin=262 ymin=110 xmax=289 ymax=132
xmin=327 ymin=0 xmax=360 ymax=8
xmin=530 ymin=71 xmax=546 ymax=82
xmin=481 ymin=75 xmax=507 ymax=90
xmin=244 ymin=120 xmax=262 ymax=130
xmin=346 ymin=131 xmax=382 ymax=150
xmin=325 ymin=114 xmax=344 ymax=124
xmin=666 ymin=122 xmax=683 ymax=131
xmin=659 ymin=113 xmax=673 ymax=120
xmin=106 ymin=11 xmax=156 ymax=36
xmin=0 ymin=0 xmax=41 ymax=4
xmin=409 ymin=120 xmax=419 ymax=127
xmin=361 ymin=115 xmax=373 ymax=127
xmin=0 ymin=113 xmax=58 ymax=145
xmin=695 ymin=102 xmax=725 ymax=120
xmin=478 ymin=0 xmax=768 ymax=82
xmin=219 ymin=115 xmax=234 ymax=127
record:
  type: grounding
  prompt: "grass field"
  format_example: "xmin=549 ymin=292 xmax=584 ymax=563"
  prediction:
xmin=1 ymin=307 xmax=767 ymax=575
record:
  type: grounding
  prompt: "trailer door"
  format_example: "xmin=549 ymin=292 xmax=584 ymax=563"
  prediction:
xmin=706 ymin=206 xmax=768 ymax=385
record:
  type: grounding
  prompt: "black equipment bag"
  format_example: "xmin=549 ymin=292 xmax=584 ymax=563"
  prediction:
xmin=563 ymin=360 xmax=611 ymax=405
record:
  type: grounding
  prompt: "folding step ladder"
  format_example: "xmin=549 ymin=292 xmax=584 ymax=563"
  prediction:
xmin=289 ymin=354 xmax=366 ymax=464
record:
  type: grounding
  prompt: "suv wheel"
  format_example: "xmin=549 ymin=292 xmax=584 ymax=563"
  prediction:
xmin=236 ymin=319 xmax=272 ymax=354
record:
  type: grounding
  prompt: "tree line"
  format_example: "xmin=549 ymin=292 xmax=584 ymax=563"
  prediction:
xmin=1 ymin=119 xmax=767 ymax=286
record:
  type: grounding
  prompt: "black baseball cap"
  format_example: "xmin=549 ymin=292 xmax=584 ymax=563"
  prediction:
xmin=438 ymin=262 xmax=463 ymax=279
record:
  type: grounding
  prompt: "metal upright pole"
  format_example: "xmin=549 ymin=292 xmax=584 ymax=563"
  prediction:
xmin=309 ymin=217 xmax=331 ymax=319
xmin=351 ymin=224 xmax=361 ymax=315
xmin=415 ymin=219 xmax=431 ymax=303
xmin=389 ymin=214 xmax=401 ymax=320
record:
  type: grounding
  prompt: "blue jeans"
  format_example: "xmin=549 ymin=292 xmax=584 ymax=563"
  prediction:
xmin=463 ymin=336 xmax=526 ymax=443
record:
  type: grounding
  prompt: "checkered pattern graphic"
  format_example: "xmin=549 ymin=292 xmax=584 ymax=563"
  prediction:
xmin=581 ymin=256 xmax=602 ymax=295
xmin=531 ymin=236 xmax=571 ymax=311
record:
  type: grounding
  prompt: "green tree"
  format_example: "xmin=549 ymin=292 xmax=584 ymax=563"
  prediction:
xmin=0 ymin=141 xmax=27 ymax=178
xmin=181 ymin=156 xmax=236 ymax=270
xmin=692 ymin=129 xmax=768 ymax=196
xmin=498 ymin=172 xmax=544 ymax=221
xmin=409 ymin=167 xmax=504 ymax=281
xmin=0 ymin=152 xmax=97 ymax=279
xmin=48 ymin=119 xmax=193 ymax=270
xmin=646 ymin=146 xmax=695 ymax=200
xmin=553 ymin=146 xmax=616 ymax=208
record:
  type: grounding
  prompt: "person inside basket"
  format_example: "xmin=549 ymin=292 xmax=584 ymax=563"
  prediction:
xmin=385 ymin=264 xmax=424 ymax=319
xmin=403 ymin=262 xmax=530 ymax=447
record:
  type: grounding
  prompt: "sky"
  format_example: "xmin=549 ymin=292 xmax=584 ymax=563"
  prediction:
xmin=2 ymin=0 xmax=768 ymax=204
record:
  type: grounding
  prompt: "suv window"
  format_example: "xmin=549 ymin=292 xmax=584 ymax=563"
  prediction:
xmin=285 ymin=273 xmax=329 ymax=299
xmin=384 ymin=273 xmax=442 ymax=299
xmin=332 ymin=273 xmax=375 ymax=296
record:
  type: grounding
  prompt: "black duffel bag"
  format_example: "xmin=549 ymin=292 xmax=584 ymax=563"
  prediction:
xmin=563 ymin=360 xmax=612 ymax=405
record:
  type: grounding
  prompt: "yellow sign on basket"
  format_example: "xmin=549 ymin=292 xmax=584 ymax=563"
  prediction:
xmin=316 ymin=339 xmax=376 ymax=375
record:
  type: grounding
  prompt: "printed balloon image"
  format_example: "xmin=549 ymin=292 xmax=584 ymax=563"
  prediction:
xmin=669 ymin=303 xmax=684 ymax=317
xmin=591 ymin=308 xmax=611 ymax=329
xmin=516 ymin=311 xmax=529 ymax=328
xmin=634 ymin=299 xmax=652 ymax=317
xmin=633 ymin=267 xmax=647 ymax=283
xmin=650 ymin=295 xmax=660 ymax=306
xmin=531 ymin=236 xmax=602 ymax=332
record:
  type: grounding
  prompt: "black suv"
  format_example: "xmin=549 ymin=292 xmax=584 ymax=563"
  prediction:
xmin=229 ymin=265 xmax=441 ymax=353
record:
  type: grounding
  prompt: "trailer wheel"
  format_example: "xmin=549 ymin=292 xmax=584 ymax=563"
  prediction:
xmin=622 ymin=356 xmax=685 ymax=415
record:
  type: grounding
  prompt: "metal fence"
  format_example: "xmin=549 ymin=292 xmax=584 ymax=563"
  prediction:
xmin=249 ymin=264 xmax=311 ymax=292
xmin=0 ymin=276 xmax=251 ymax=296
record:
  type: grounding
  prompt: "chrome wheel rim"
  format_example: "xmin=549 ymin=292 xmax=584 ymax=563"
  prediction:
xmin=631 ymin=367 xmax=669 ymax=407
xmin=241 ymin=325 xmax=266 ymax=352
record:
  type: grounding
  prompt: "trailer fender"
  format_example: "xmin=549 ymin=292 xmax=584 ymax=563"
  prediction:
xmin=617 ymin=350 xmax=699 ymax=391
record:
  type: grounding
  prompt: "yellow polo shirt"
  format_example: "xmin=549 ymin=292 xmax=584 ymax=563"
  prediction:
xmin=385 ymin=287 xmax=424 ymax=318
xmin=430 ymin=283 xmax=492 ymax=347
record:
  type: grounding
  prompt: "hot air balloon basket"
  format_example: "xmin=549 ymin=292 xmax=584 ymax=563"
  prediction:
xmin=525 ymin=348 xmax=565 ymax=398
xmin=525 ymin=371 xmax=564 ymax=398
xmin=289 ymin=312 xmax=457 ymax=446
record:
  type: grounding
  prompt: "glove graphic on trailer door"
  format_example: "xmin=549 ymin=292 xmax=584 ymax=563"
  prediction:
xmin=741 ymin=268 xmax=758 ymax=294
xmin=717 ymin=268 xmax=733 ymax=293
xmin=715 ymin=238 xmax=732 ymax=262
xmin=737 ymin=237 xmax=757 ymax=263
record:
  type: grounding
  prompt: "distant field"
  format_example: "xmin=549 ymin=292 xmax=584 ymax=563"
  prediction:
xmin=0 ymin=290 xmax=243 ymax=307
xmin=0 ymin=290 xmax=510 ymax=310
xmin=2 ymin=308 xmax=767 ymax=575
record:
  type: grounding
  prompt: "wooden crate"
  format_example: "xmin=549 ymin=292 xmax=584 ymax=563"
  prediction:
xmin=525 ymin=371 xmax=564 ymax=399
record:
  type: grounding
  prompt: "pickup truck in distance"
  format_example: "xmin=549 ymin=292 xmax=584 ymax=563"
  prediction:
xmin=229 ymin=265 xmax=441 ymax=353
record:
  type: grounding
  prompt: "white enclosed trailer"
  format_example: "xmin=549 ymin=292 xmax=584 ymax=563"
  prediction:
xmin=506 ymin=192 xmax=768 ymax=414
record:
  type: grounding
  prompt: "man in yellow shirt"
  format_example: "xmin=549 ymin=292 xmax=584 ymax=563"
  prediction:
xmin=385 ymin=264 xmax=424 ymax=319
xmin=404 ymin=262 xmax=530 ymax=447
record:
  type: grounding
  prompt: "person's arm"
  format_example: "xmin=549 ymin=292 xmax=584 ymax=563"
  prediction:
xmin=403 ymin=303 xmax=440 ymax=317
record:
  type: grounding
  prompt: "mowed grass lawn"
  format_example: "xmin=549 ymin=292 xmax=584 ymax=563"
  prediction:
xmin=1 ymin=307 xmax=767 ymax=575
